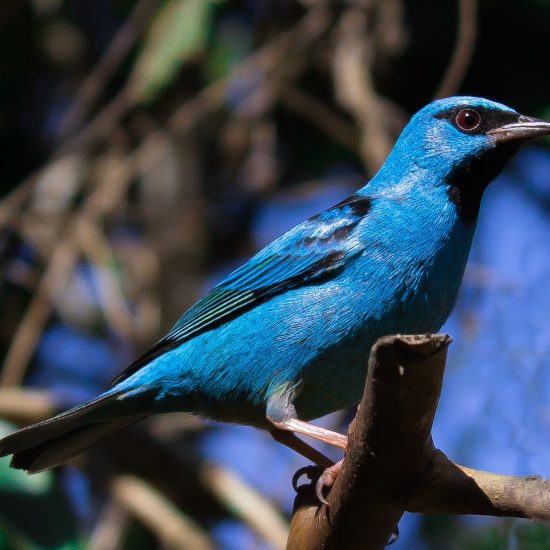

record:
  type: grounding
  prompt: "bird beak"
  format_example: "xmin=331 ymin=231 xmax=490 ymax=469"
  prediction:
xmin=488 ymin=115 xmax=550 ymax=142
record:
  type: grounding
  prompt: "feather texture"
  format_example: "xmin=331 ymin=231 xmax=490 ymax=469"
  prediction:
xmin=2 ymin=96 xmax=547 ymax=471
xmin=112 ymin=193 xmax=369 ymax=384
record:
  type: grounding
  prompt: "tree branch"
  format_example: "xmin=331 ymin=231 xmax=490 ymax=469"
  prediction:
xmin=112 ymin=475 xmax=214 ymax=550
xmin=287 ymin=334 xmax=550 ymax=550
xmin=434 ymin=0 xmax=477 ymax=98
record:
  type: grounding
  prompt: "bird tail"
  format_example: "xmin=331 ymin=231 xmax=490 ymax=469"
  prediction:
xmin=0 ymin=388 xmax=150 ymax=473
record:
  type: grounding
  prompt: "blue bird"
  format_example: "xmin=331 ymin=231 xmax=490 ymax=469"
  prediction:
xmin=1 ymin=97 xmax=549 ymax=484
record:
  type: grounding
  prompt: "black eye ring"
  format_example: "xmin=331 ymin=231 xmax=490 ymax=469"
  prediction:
xmin=455 ymin=109 xmax=482 ymax=132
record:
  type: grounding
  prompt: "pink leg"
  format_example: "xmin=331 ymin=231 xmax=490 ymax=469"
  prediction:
xmin=268 ymin=417 xmax=348 ymax=449
xmin=270 ymin=429 xmax=334 ymax=468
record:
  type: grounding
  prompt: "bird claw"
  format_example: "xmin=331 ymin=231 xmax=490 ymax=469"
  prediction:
xmin=292 ymin=465 xmax=322 ymax=492
xmin=291 ymin=460 xmax=344 ymax=505
xmin=315 ymin=475 xmax=331 ymax=505
xmin=315 ymin=459 xmax=343 ymax=505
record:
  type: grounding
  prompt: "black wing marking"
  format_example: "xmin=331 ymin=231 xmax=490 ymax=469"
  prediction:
xmin=112 ymin=193 xmax=371 ymax=385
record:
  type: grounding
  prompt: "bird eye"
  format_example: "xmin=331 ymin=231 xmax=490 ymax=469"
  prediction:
xmin=455 ymin=109 xmax=481 ymax=132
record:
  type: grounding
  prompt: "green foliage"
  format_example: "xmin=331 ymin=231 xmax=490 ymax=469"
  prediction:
xmin=0 ymin=421 xmax=80 ymax=550
xmin=204 ymin=16 xmax=253 ymax=83
xmin=130 ymin=0 xmax=220 ymax=104
xmin=447 ymin=519 xmax=550 ymax=550
xmin=513 ymin=522 xmax=550 ymax=550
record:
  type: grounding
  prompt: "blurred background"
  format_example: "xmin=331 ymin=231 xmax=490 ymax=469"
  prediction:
xmin=0 ymin=0 xmax=549 ymax=548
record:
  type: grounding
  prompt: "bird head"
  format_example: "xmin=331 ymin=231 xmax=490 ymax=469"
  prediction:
xmin=381 ymin=96 xmax=550 ymax=221
xmin=411 ymin=96 xmax=550 ymax=162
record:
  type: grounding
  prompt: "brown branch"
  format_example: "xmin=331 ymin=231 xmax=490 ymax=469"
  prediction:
xmin=332 ymin=9 xmax=398 ymax=173
xmin=287 ymin=334 xmax=550 ymax=550
xmin=89 ymin=498 xmax=130 ymax=550
xmin=1 ymin=151 xmax=135 ymax=387
xmin=167 ymin=5 xmax=331 ymax=135
xmin=0 ymin=5 xmax=331 ymax=234
xmin=280 ymin=84 xmax=359 ymax=152
xmin=0 ymin=0 xmax=157 ymax=227
xmin=414 ymin=460 xmax=550 ymax=519
xmin=80 ymin=3 xmax=330 ymax=150
xmin=112 ymin=475 xmax=215 ymax=550
xmin=434 ymin=0 xmax=477 ymax=98
xmin=200 ymin=463 xmax=289 ymax=549
xmin=56 ymin=0 xmax=158 ymax=140
xmin=100 ymin=430 xmax=288 ymax=549
xmin=0 ymin=233 xmax=80 ymax=387
xmin=0 ymin=388 xmax=56 ymax=424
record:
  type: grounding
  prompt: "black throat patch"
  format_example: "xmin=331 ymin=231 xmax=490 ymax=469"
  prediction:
xmin=434 ymin=105 xmax=524 ymax=222
xmin=445 ymin=141 xmax=522 ymax=222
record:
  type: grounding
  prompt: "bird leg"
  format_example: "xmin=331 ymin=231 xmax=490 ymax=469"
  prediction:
xmin=268 ymin=417 xmax=348 ymax=449
xmin=266 ymin=392 xmax=348 ymax=499
xmin=270 ymin=429 xmax=334 ymax=468
xmin=270 ymin=423 xmax=347 ymax=503
xmin=270 ymin=429 xmax=339 ymax=495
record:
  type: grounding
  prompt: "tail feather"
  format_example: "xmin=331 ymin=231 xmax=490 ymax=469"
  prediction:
xmin=0 ymin=389 xmax=150 ymax=473
xmin=9 ymin=417 xmax=144 ymax=473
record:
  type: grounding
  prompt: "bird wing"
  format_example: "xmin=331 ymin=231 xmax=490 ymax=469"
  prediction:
xmin=112 ymin=193 xmax=371 ymax=385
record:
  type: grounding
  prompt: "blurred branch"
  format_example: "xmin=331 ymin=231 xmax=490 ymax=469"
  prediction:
xmin=371 ymin=0 xmax=408 ymax=58
xmin=58 ymin=87 xmax=132 ymax=156
xmin=92 ymin=421 xmax=289 ymax=549
xmin=287 ymin=334 xmax=550 ymax=550
xmin=167 ymin=4 xmax=331 ymax=135
xmin=332 ymin=8 xmax=399 ymax=172
xmin=434 ymin=0 xmax=477 ymax=98
xmin=0 ymin=388 xmax=56 ymax=424
xmin=0 ymin=170 xmax=46 ymax=237
xmin=110 ymin=237 xmax=161 ymax=342
xmin=76 ymin=218 xmax=135 ymax=340
xmin=0 ymin=4 xmax=331 ymax=234
xmin=70 ymin=4 xmax=331 ymax=156
xmin=280 ymin=84 xmax=359 ymax=152
xmin=75 ymin=151 xmax=140 ymax=340
xmin=112 ymin=475 xmax=214 ymax=550
xmin=0 ymin=233 xmax=80 ymax=387
xmin=89 ymin=498 xmax=130 ymax=550
xmin=200 ymin=463 xmax=289 ymax=550
xmin=0 ymin=0 xmax=157 ymax=228
xmin=56 ymin=0 xmax=159 ymax=140
xmin=1 ymin=151 xmax=136 ymax=387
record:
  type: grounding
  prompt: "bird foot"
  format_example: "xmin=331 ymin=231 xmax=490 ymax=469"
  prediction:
xmin=315 ymin=459 xmax=343 ymax=505
xmin=292 ymin=465 xmax=322 ymax=491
